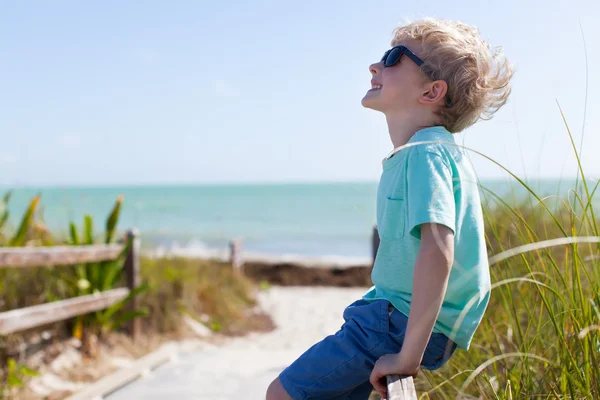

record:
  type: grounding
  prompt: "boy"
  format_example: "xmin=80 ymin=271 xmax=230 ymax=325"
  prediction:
xmin=267 ymin=18 xmax=513 ymax=400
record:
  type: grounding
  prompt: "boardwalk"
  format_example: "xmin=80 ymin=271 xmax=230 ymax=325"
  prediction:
xmin=106 ymin=286 xmax=367 ymax=400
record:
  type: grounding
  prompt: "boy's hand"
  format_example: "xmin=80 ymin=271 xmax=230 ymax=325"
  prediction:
xmin=369 ymin=352 xmax=420 ymax=398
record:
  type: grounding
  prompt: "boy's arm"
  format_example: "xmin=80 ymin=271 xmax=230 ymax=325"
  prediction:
xmin=370 ymin=149 xmax=457 ymax=397
xmin=395 ymin=222 xmax=454 ymax=372
xmin=370 ymin=222 xmax=454 ymax=395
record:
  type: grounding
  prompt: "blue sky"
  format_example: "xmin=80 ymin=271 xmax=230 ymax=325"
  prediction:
xmin=1 ymin=0 xmax=599 ymax=186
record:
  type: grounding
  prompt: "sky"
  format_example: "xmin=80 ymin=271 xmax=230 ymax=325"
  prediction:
xmin=1 ymin=0 xmax=600 ymax=187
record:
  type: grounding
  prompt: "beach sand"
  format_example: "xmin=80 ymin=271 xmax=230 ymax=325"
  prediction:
xmin=106 ymin=286 xmax=368 ymax=399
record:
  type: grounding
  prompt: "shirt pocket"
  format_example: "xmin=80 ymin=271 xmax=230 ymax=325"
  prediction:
xmin=378 ymin=197 xmax=406 ymax=240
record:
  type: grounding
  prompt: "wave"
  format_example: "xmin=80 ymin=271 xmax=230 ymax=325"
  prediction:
xmin=144 ymin=238 xmax=373 ymax=268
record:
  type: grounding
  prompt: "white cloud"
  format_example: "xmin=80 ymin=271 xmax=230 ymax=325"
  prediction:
xmin=58 ymin=134 xmax=82 ymax=149
xmin=213 ymin=80 xmax=240 ymax=97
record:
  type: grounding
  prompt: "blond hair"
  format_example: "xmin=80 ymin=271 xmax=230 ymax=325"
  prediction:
xmin=392 ymin=18 xmax=514 ymax=133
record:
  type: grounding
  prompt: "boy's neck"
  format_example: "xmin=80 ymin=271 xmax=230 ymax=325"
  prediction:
xmin=385 ymin=114 xmax=434 ymax=149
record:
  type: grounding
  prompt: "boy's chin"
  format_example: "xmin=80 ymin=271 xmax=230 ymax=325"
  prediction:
xmin=361 ymin=96 xmax=383 ymax=111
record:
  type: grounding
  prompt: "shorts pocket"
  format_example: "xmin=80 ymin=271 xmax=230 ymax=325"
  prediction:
xmin=379 ymin=198 xmax=406 ymax=240
xmin=388 ymin=308 xmax=409 ymax=340
xmin=343 ymin=299 xmax=390 ymax=334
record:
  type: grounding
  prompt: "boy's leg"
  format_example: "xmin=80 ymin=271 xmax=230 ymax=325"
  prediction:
xmin=268 ymin=299 xmax=392 ymax=400
xmin=266 ymin=378 xmax=374 ymax=400
xmin=266 ymin=378 xmax=293 ymax=400
xmin=345 ymin=381 xmax=377 ymax=400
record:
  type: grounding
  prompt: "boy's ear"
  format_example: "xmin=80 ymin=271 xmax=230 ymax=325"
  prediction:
xmin=420 ymin=80 xmax=448 ymax=106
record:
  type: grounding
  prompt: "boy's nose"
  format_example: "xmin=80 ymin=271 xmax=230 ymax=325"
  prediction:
xmin=369 ymin=61 xmax=382 ymax=75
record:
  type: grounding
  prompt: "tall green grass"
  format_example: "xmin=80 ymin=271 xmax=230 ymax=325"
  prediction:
xmin=418 ymin=113 xmax=600 ymax=398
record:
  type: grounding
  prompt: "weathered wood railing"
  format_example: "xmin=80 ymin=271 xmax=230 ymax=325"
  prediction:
xmin=0 ymin=229 xmax=141 ymax=340
xmin=387 ymin=375 xmax=417 ymax=399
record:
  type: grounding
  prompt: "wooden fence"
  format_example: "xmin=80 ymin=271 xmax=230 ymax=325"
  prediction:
xmin=0 ymin=229 xmax=141 ymax=340
xmin=1 ymin=226 xmax=416 ymax=398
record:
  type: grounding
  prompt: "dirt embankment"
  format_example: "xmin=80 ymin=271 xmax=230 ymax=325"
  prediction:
xmin=242 ymin=262 xmax=373 ymax=287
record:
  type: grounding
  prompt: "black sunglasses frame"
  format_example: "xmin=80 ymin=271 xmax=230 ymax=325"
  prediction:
xmin=381 ymin=45 xmax=453 ymax=108
xmin=381 ymin=45 xmax=425 ymax=68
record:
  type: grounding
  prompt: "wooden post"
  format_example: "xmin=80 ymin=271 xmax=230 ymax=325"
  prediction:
xmin=229 ymin=239 xmax=243 ymax=273
xmin=386 ymin=375 xmax=417 ymax=400
xmin=124 ymin=228 xmax=141 ymax=341
xmin=372 ymin=225 xmax=380 ymax=264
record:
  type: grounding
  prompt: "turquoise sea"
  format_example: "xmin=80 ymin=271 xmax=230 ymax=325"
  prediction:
xmin=2 ymin=179 xmax=596 ymax=259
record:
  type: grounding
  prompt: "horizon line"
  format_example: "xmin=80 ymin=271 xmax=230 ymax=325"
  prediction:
xmin=0 ymin=176 xmax=595 ymax=190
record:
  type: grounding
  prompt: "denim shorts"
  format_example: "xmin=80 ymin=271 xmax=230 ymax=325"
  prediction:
xmin=278 ymin=299 xmax=457 ymax=400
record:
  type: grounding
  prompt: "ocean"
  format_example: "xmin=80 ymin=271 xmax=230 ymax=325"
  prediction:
xmin=2 ymin=179 xmax=594 ymax=260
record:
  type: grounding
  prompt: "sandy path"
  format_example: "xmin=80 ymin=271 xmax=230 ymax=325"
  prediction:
xmin=106 ymin=286 xmax=367 ymax=400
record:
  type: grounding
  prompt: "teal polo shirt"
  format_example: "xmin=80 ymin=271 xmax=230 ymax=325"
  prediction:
xmin=363 ymin=126 xmax=491 ymax=350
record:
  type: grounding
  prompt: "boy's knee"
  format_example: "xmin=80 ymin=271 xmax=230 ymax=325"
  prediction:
xmin=266 ymin=377 xmax=293 ymax=400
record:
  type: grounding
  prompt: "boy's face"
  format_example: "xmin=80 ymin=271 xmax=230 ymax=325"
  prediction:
xmin=361 ymin=40 xmax=429 ymax=116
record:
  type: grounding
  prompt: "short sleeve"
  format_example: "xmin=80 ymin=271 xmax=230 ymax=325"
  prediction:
xmin=407 ymin=150 xmax=456 ymax=239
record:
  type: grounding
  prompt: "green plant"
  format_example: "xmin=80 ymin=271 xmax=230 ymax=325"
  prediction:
xmin=259 ymin=280 xmax=271 ymax=290
xmin=0 ymin=192 xmax=11 ymax=233
xmin=0 ymin=358 xmax=38 ymax=399
xmin=0 ymin=193 xmax=56 ymax=316
xmin=96 ymin=282 xmax=150 ymax=332
xmin=0 ymin=193 xmax=52 ymax=247
xmin=57 ymin=195 xmax=149 ymax=340
xmin=9 ymin=194 xmax=41 ymax=247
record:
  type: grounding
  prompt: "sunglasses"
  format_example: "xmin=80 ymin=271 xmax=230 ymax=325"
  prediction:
xmin=381 ymin=45 xmax=425 ymax=68
xmin=380 ymin=45 xmax=453 ymax=108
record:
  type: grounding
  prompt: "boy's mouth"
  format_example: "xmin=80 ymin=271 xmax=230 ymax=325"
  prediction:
xmin=370 ymin=81 xmax=382 ymax=91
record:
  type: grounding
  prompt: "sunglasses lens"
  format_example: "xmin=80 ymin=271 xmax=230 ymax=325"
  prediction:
xmin=384 ymin=48 xmax=402 ymax=67
xmin=381 ymin=50 xmax=390 ymax=63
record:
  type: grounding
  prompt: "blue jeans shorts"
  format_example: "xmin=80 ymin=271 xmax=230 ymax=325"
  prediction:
xmin=278 ymin=299 xmax=457 ymax=400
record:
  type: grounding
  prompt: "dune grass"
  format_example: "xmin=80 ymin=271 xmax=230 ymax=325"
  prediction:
xmin=412 ymin=113 xmax=600 ymax=399
xmin=138 ymin=256 xmax=264 ymax=336
xmin=417 ymin=199 xmax=600 ymax=399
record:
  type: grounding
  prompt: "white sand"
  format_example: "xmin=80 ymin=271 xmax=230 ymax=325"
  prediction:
xmin=107 ymin=286 xmax=367 ymax=400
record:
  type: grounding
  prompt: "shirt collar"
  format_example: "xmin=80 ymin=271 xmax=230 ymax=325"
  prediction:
xmin=383 ymin=126 xmax=454 ymax=162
